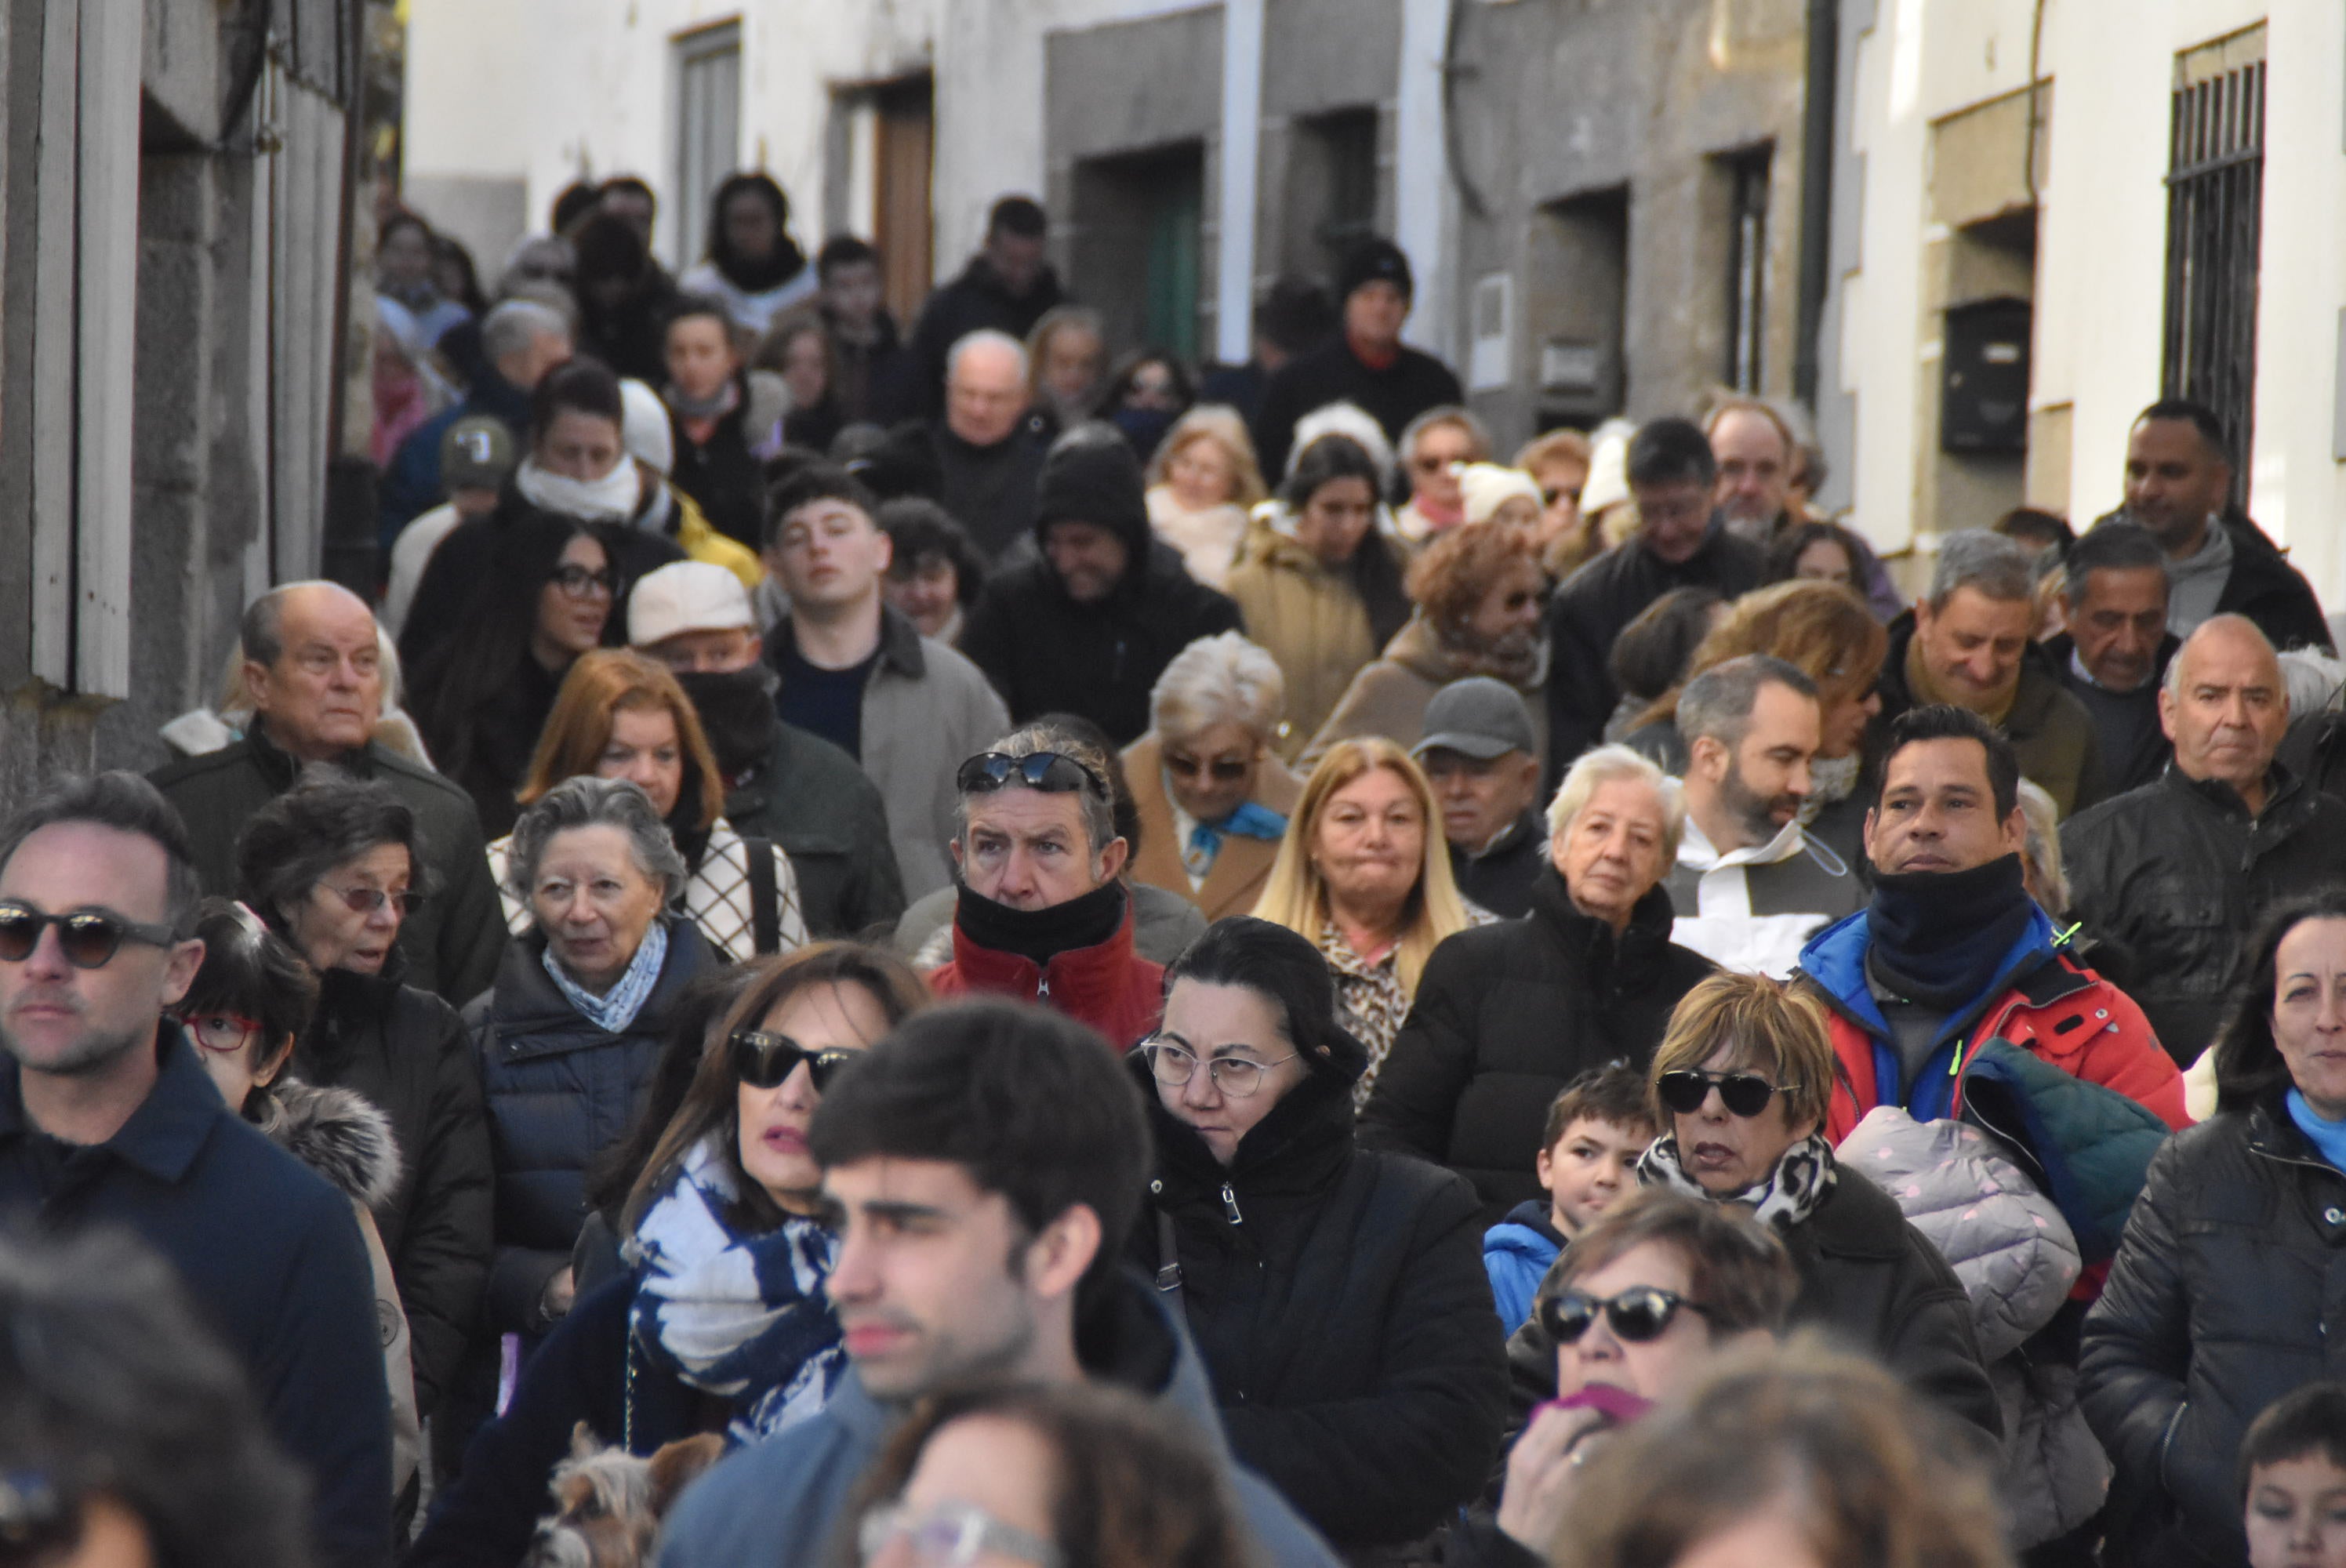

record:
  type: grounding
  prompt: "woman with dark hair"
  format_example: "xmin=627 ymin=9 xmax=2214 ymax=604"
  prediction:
xmin=680 ymin=171 xmax=816 ymax=336
xmin=664 ymin=295 xmax=772 ymax=547
xmin=1095 ymin=347 xmax=1196 ymax=463
xmin=879 ymin=495 xmax=987 ymax=644
xmin=2084 ymin=889 xmax=2346 ymax=1567
xmin=408 ymin=943 xmax=927 ymax=1568
xmin=1604 ymin=586 xmax=1727 ymax=742
xmin=176 ymin=898 xmax=423 ymax=1502
xmin=571 ymin=209 xmax=680 ymax=383
xmin=1226 ymin=432 xmax=1411 ymax=761
xmin=852 ymin=1381 xmax=1258 ymax=1568
xmin=234 ymin=772 xmax=492 ymax=1437
xmin=756 ymin=314 xmax=845 ymax=453
xmin=407 ymin=513 xmax=618 ymax=837
xmin=1129 ymin=916 xmax=1507 ymax=1552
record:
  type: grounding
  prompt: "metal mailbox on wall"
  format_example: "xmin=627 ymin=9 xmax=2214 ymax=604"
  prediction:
xmin=1941 ymin=297 xmax=2032 ymax=455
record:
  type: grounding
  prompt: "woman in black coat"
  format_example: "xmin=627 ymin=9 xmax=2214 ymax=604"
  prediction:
xmin=1130 ymin=917 xmax=1508 ymax=1553
xmin=237 ymin=773 xmax=493 ymax=1427
xmin=2082 ymin=891 xmax=2346 ymax=1568
xmin=1360 ymin=746 xmax=1713 ymax=1220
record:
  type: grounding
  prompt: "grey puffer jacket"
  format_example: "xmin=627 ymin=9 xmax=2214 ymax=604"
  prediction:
xmin=1840 ymin=1107 xmax=2105 ymax=1548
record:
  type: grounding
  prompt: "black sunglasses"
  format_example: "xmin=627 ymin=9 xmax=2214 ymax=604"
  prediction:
xmin=1538 ymin=1285 xmax=1712 ymax=1345
xmin=315 ymin=882 xmax=427 ymax=918
xmin=0 ymin=902 xmax=177 ymax=970
xmin=1163 ymin=752 xmax=1251 ymax=782
xmin=1655 ymin=1069 xmax=1794 ymax=1119
xmin=955 ymin=750 xmax=1108 ymax=800
xmin=729 ymin=1030 xmax=859 ymax=1092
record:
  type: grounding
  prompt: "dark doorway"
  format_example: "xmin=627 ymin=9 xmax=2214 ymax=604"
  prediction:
xmin=1071 ymin=143 xmax=1205 ymax=361
xmin=1527 ymin=185 xmax=1631 ymax=425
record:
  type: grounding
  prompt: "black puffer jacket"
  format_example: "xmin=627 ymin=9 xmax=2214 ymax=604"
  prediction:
xmin=464 ymin=918 xmax=716 ymax=1333
xmin=1129 ymin=1027 xmax=1507 ymax=1549
xmin=959 ymin=430 xmax=1244 ymax=745
xmin=2081 ymin=1094 xmax=2346 ymax=1567
xmin=1502 ymin=1160 xmax=2003 ymax=1447
xmin=1359 ymin=869 xmax=1713 ymax=1219
xmin=297 ymin=961 xmax=492 ymax=1419
xmin=2061 ymin=765 xmax=2346 ymax=1063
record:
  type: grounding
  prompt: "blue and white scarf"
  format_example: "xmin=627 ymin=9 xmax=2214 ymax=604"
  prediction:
xmin=624 ymin=1135 xmax=845 ymax=1444
xmin=543 ymin=920 xmax=668 ymax=1034
xmin=1178 ymin=794 xmax=1289 ymax=881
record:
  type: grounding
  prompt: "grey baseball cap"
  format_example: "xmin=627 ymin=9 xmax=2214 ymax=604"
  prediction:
xmin=1412 ymin=677 xmax=1536 ymax=761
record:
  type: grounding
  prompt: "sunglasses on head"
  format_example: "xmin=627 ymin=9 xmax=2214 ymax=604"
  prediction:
xmin=955 ymin=750 xmax=1108 ymax=799
xmin=729 ymin=1030 xmax=859 ymax=1092
xmin=1655 ymin=1069 xmax=1794 ymax=1119
xmin=1538 ymin=1284 xmax=1712 ymax=1345
xmin=0 ymin=902 xmax=177 ymax=970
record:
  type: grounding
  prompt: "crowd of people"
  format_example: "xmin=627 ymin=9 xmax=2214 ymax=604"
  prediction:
xmin=12 ymin=163 xmax=2346 ymax=1568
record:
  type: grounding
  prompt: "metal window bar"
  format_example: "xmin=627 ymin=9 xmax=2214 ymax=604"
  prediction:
xmin=2162 ymin=56 xmax=2264 ymax=499
xmin=1726 ymin=155 xmax=1769 ymax=393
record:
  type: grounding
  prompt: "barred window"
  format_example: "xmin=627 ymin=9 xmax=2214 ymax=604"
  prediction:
xmin=2161 ymin=26 xmax=2265 ymax=494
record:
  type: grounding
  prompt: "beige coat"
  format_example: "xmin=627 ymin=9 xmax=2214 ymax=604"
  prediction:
xmin=1225 ymin=518 xmax=1405 ymax=763
xmin=1123 ymin=735 xmax=1306 ymax=922
xmin=1298 ymin=613 xmax=1550 ymax=771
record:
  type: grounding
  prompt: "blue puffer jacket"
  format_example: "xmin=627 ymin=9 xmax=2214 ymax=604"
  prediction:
xmin=465 ymin=917 xmax=716 ymax=1332
xmin=1482 ymin=1200 xmax=1564 ymax=1334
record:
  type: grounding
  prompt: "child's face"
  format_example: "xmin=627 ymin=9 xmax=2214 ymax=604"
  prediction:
xmin=2248 ymin=1454 xmax=2346 ymax=1568
xmin=1535 ymin=1116 xmax=1654 ymax=1239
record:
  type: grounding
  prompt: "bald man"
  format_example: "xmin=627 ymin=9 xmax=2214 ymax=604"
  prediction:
xmin=2062 ymin=615 xmax=2346 ymax=1061
xmin=918 ymin=329 xmax=1048 ymax=560
xmin=149 ymin=582 xmax=506 ymax=1003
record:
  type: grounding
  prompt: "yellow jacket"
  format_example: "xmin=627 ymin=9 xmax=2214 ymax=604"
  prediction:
xmin=668 ymin=485 xmax=764 ymax=591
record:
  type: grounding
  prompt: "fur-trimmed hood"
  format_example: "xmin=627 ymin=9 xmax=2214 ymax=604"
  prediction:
xmin=249 ymin=1078 xmax=404 ymax=1210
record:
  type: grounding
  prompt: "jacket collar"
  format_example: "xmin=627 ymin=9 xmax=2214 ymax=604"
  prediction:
xmin=947 ymin=897 xmax=1146 ymax=1016
xmin=1137 ymin=1018 xmax=1365 ymax=1206
xmin=1528 ymin=865 xmax=1676 ymax=961
xmin=1798 ymin=898 xmax=2066 ymax=1042
xmin=243 ymin=720 xmax=377 ymax=792
xmin=761 ymin=602 xmax=928 ymax=682
xmin=2162 ymin=756 xmax=2306 ymax=824
xmin=0 ymin=1025 xmax=227 ymax=1185
xmin=1676 ymin=812 xmax=1822 ymax=874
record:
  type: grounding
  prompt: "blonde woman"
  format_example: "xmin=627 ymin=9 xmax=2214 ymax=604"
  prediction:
xmin=1252 ymin=738 xmax=1483 ymax=1103
xmin=1144 ymin=405 xmax=1269 ymax=590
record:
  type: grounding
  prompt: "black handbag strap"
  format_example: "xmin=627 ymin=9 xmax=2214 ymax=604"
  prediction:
xmin=742 ymin=835 xmax=780 ymax=955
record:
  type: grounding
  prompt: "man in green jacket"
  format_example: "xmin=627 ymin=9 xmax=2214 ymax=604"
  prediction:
xmin=150 ymin=582 xmax=506 ymax=1004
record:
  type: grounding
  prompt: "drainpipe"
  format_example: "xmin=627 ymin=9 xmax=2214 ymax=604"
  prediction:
xmin=1215 ymin=0 xmax=1264 ymax=365
xmin=1792 ymin=0 xmax=1839 ymax=411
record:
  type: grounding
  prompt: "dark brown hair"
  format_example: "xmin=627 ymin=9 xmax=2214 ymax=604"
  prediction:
xmin=1541 ymin=1063 xmax=1658 ymax=1153
xmin=2214 ymin=889 xmax=2346 ymax=1113
xmin=1548 ymin=1188 xmax=1799 ymax=1337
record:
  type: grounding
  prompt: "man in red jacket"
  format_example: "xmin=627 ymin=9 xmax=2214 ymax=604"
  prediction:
xmin=1793 ymin=704 xmax=2188 ymax=1138
xmin=928 ymin=724 xmax=1165 ymax=1048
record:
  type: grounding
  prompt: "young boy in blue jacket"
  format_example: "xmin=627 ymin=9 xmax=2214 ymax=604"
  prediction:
xmin=1481 ymin=1065 xmax=1654 ymax=1330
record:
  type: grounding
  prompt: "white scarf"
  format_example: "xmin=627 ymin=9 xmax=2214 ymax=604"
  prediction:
xmin=518 ymin=454 xmax=641 ymax=524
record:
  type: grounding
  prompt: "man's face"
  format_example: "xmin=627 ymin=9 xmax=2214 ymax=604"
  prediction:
xmin=601 ymin=187 xmax=656 ymax=244
xmin=1692 ymin=682 xmax=1820 ymax=849
xmin=985 ymin=230 xmax=1048 ymax=298
xmin=823 ymin=1158 xmax=1051 ymax=1401
xmin=1632 ymin=479 xmax=1713 ymax=564
xmin=770 ymin=499 xmax=890 ymax=613
xmin=1709 ymin=409 xmax=1791 ymax=529
xmin=720 ymin=189 xmax=777 ymax=265
xmin=0 ymin=823 xmax=203 ymax=1080
xmin=511 ymin=327 xmax=573 ymax=390
xmin=1042 ymin=521 xmax=1131 ymax=605
xmin=1534 ymin=1116 xmax=1651 ymax=1240
xmin=642 ymin=626 xmax=761 ymax=675
xmin=2161 ymin=621 xmax=2286 ymax=798
xmin=945 ymin=343 xmax=1029 ymax=448
xmin=449 ymin=485 xmax=502 ymax=521
xmin=247 ymin=586 xmax=383 ymax=761
xmin=664 ymin=314 xmax=738 ymax=405
xmin=537 ymin=409 xmax=625 ymax=482
xmin=1863 ymin=737 xmax=2025 ymax=877
xmin=1344 ymin=280 xmax=1409 ymax=354
xmin=822 ymin=260 xmax=884 ymax=329
xmin=1422 ymin=748 xmax=1540 ymax=852
xmin=1407 ymin=422 xmax=1480 ymax=513
xmin=2062 ymin=565 xmax=2170 ymax=692
xmin=2123 ymin=418 xmax=2232 ymax=551
xmin=953 ymin=789 xmax=1126 ymax=910
xmin=1912 ymin=586 xmax=2033 ymax=712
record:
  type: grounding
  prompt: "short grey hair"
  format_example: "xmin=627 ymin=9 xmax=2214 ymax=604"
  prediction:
xmin=946 ymin=328 xmax=1029 ymax=384
xmin=481 ymin=298 xmax=569 ymax=365
xmin=2281 ymin=646 xmax=2346 ymax=718
xmin=505 ymin=775 xmax=688 ymax=906
xmin=1397 ymin=405 xmax=1492 ymax=466
xmin=2014 ymin=779 xmax=2068 ymax=914
xmin=1677 ymin=655 xmax=1818 ymax=750
xmin=1545 ymin=743 xmax=1687 ymax=862
xmin=954 ymin=723 xmax=1118 ymax=858
xmin=1927 ymin=530 xmax=2036 ymax=612
xmin=1150 ymin=632 xmax=1286 ymax=743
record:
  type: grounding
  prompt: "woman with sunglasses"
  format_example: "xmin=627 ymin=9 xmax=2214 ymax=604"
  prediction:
xmin=1122 ymin=633 xmax=1302 ymax=924
xmin=1393 ymin=405 xmax=1492 ymax=544
xmin=1300 ymin=521 xmax=1550 ymax=771
xmin=1130 ymin=916 xmax=1507 ymax=1553
xmin=409 ymin=942 xmax=926 ymax=1568
xmin=174 ymin=898 xmax=425 ymax=1503
xmin=235 ymin=772 xmax=492 ymax=1443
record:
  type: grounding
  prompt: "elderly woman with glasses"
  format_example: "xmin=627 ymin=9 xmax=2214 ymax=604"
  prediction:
xmin=470 ymin=775 xmax=717 ymax=1342
xmin=1123 ymin=633 xmax=1304 ymax=924
xmin=1505 ymin=971 xmax=2001 ymax=1449
xmin=408 ymin=943 xmax=926 ymax=1568
xmin=1129 ymin=916 xmax=1506 ymax=1554
xmin=234 ymin=771 xmax=492 ymax=1433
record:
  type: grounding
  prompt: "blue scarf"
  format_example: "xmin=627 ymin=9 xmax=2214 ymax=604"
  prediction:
xmin=2288 ymin=1089 xmax=2346 ymax=1173
xmin=542 ymin=920 xmax=668 ymax=1033
xmin=625 ymin=1136 xmax=846 ymax=1444
xmin=1181 ymin=797 xmax=1288 ymax=880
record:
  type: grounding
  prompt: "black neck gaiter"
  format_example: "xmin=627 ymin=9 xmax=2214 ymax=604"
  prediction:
xmin=1866 ymin=852 xmax=2033 ymax=1011
xmin=954 ymin=879 xmax=1126 ymax=968
xmin=675 ymin=666 xmax=781 ymax=782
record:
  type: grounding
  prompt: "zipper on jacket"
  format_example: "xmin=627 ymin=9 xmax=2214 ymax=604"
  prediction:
xmin=1037 ymin=975 xmax=1051 ymax=1000
xmin=1220 ymin=1181 xmax=1244 ymax=1226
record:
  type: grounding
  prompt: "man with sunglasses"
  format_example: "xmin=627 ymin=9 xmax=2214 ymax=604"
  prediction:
xmin=0 ymin=774 xmax=391 ymax=1567
xmin=656 ymin=1000 xmax=1342 ymax=1568
xmin=149 ymin=581 xmax=507 ymax=1005
xmin=928 ymin=727 xmax=1165 ymax=1048
xmin=1793 ymin=704 xmax=2186 ymax=1139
